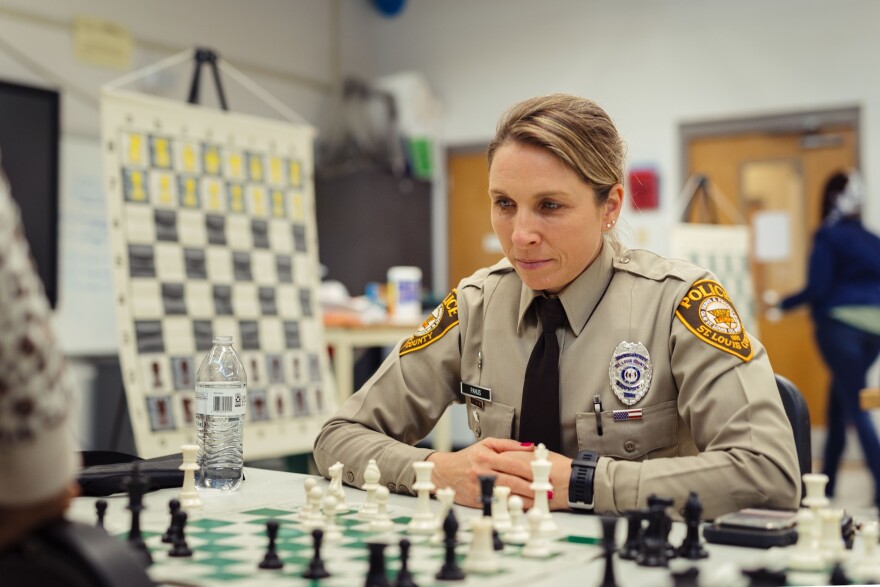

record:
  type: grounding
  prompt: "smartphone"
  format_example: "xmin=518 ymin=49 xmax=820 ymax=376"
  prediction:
xmin=714 ymin=508 xmax=798 ymax=531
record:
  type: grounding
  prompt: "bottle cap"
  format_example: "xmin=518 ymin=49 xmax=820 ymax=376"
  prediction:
xmin=212 ymin=335 xmax=234 ymax=345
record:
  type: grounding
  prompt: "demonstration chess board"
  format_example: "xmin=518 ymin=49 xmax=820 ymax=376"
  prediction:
xmin=109 ymin=504 xmax=603 ymax=587
xmin=101 ymin=89 xmax=336 ymax=458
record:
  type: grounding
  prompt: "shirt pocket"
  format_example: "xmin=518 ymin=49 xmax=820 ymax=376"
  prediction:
xmin=575 ymin=399 xmax=679 ymax=460
xmin=465 ymin=397 xmax=516 ymax=441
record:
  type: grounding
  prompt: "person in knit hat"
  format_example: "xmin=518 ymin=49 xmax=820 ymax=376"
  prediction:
xmin=0 ymin=166 xmax=80 ymax=550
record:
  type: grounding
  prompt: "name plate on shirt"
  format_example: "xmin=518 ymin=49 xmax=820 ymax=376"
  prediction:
xmin=460 ymin=382 xmax=492 ymax=403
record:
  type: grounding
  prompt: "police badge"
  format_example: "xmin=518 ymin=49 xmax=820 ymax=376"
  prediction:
xmin=609 ymin=341 xmax=653 ymax=406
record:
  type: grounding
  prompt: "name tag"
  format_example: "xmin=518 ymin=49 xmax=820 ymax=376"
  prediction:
xmin=460 ymin=382 xmax=492 ymax=403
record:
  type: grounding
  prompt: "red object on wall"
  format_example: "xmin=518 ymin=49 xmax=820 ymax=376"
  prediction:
xmin=628 ymin=168 xmax=659 ymax=211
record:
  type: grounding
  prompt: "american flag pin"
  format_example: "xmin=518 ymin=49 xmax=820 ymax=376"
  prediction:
xmin=613 ymin=408 xmax=643 ymax=421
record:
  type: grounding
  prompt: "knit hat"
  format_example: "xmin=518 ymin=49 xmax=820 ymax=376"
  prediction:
xmin=0 ymin=174 xmax=80 ymax=506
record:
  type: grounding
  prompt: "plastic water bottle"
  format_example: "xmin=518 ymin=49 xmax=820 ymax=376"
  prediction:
xmin=195 ymin=335 xmax=247 ymax=490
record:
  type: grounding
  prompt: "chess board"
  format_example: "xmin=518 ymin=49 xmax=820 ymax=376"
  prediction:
xmin=101 ymin=89 xmax=336 ymax=458
xmin=108 ymin=504 xmax=603 ymax=587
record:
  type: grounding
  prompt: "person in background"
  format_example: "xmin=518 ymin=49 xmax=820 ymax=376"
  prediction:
xmin=0 ymin=166 xmax=80 ymax=551
xmin=779 ymin=171 xmax=880 ymax=505
xmin=314 ymin=94 xmax=801 ymax=519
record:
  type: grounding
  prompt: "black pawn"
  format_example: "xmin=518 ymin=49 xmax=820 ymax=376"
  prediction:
xmin=365 ymin=542 xmax=390 ymax=587
xmin=168 ymin=510 xmax=192 ymax=557
xmin=302 ymin=528 xmax=331 ymax=579
xmin=619 ymin=510 xmax=642 ymax=560
xmin=258 ymin=520 xmax=284 ymax=569
xmin=599 ymin=515 xmax=619 ymax=587
xmin=435 ymin=509 xmax=465 ymax=581
xmin=829 ymin=561 xmax=851 ymax=585
xmin=676 ymin=492 xmax=708 ymax=560
xmin=671 ymin=567 xmax=701 ymax=587
xmin=95 ymin=499 xmax=108 ymax=529
xmin=161 ymin=499 xmax=181 ymax=543
xmin=394 ymin=538 xmax=418 ymax=587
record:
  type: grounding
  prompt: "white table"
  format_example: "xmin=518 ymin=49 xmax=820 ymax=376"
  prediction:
xmin=324 ymin=323 xmax=453 ymax=452
xmin=65 ymin=467 xmax=869 ymax=587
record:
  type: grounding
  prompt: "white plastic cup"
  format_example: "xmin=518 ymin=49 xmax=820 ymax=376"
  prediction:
xmin=387 ymin=266 xmax=422 ymax=323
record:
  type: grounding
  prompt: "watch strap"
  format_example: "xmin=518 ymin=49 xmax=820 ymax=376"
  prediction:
xmin=568 ymin=450 xmax=599 ymax=510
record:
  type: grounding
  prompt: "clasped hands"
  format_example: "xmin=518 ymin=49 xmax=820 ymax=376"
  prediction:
xmin=426 ymin=438 xmax=571 ymax=511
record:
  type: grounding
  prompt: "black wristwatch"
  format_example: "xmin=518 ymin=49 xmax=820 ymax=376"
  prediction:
xmin=568 ymin=449 xmax=599 ymax=511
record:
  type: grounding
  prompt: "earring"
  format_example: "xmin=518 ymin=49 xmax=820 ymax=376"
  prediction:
xmin=606 ymin=222 xmax=613 ymax=229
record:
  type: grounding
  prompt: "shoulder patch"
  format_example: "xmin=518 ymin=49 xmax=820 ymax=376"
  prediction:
xmin=675 ymin=279 xmax=754 ymax=362
xmin=400 ymin=288 xmax=459 ymax=356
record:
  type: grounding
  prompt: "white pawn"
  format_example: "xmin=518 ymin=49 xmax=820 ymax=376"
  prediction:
xmin=178 ymin=444 xmax=203 ymax=510
xmin=522 ymin=507 xmax=551 ymax=558
xmin=530 ymin=444 xmax=557 ymax=535
xmin=503 ymin=495 xmax=529 ymax=546
xmin=786 ymin=508 xmax=824 ymax=572
xmin=853 ymin=521 xmax=880 ymax=583
xmin=359 ymin=459 xmax=381 ymax=520
xmin=431 ymin=487 xmax=456 ymax=545
xmin=463 ymin=517 xmax=498 ymax=574
xmin=369 ymin=486 xmax=394 ymax=533
xmin=492 ymin=486 xmax=512 ymax=532
xmin=300 ymin=477 xmax=317 ymax=520
xmin=302 ymin=484 xmax=325 ymax=528
xmin=322 ymin=494 xmax=343 ymax=543
xmin=328 ymin=462 xmax=348 ymax=513
xmin=408 ymin=461 xmax=437 ymax=534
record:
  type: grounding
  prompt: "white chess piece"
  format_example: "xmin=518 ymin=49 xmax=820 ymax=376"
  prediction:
xmin=300 ymin=477 xmax=317 ymax=520
xmin=818 ymin=508 xmax=847 ymax=564
xmin=522 ymin=508 xmax=551 ymax=558
xmin=430 ymin=487 xmax=456 ymax=545
xmin=492 ymin=486 xmax=512 ymax=532
xmin=408 ymin=461 xmax=437 ymax=534
xmin=301 ymin=484 xmax=325 ymax=528
xmin=322 ymin=494 xmax=343 ymax=542
xmin=463 ymin=517 xmax=498 ymax=574
xmin=369 ymin=486 xmax=394 ymax=532
xmin=178 ymin=444 xmax=203 ymax=510
xmin=802 ymin=473 xmax=831 ymax=510
xmin=786 ymin=508 xmax=824 ymax=572
xmin=530 ymin=444 xmax=557 ymax=535
xmin=852 ymin=521 xmax=880 ymax=583
xmin=328 ymin=462 xmax=348 ymax=513
xmin=359 ymin=459 xmax=381 ymax=520
xmin=503 ymin=495 xmax=529 ymax=546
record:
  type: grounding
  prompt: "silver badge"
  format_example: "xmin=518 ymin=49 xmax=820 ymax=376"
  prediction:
xmin=609 ymin=341 xmax=653 ymax=406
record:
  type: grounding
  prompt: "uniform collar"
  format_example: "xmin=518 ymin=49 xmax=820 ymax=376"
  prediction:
xmin=517 ymin=241 xmax=616 ymax=336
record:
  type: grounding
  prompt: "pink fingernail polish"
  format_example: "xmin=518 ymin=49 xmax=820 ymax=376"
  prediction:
xmin=548 ymin=490 xmax=554 ymax=500
xmin=520 ymin=442 xmax=534 ymax=447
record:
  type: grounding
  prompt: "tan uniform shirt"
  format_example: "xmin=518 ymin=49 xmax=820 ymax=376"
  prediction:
xmin=314 ymin=242 xmax=801 ymax=519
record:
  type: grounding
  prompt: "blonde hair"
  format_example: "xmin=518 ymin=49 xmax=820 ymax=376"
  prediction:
xmin=487 ymin=94 xmax=626 ymax=205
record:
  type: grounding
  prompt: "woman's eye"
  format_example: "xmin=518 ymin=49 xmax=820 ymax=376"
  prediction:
xmin=541 ymin=200 xmax=561 ymax=210
xmin=494 ymin=198 xmax=514 ymax=209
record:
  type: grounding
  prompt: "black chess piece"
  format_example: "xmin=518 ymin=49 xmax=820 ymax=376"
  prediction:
xmin=671 ymin=567 xmax=701 ymax=587
xmin=302 ymin=528 xmax=331 ymax=579
xmin=95 ymin=499 xmax=108 ymax=529
xmin=599 ymin=515 xmax=619 ymax=587
xmin=365 ymin=542 xmax=391 ymax=587
xmin=168 ymin=510 xmax=193 ymax=557
xmin=829 ymin=561 xmax=851 ymax=585
xmin=123 ymin=462 xmax=152 ymax=566
xmin=636 ymin=505 xmax=668 ymax=567
xmin=161 ymin=498 xmax=181 ymax=543
xmin=676 ymin=492 xmax=708 ymax=560
xmin=477 ymin=475 xmax=504 ymax=551
xmin=394 ymin=538 xmax=418 ymax=587
xmin=741 ymin=566 xmax=787 ymax=587
xmin=435 ymin=509 xmax=465 ymax=581
xmin=619 ymin=510 xmax=642 ymax=560
xmin=647 ymin=494 xmax=676 ymax=560
xmin=258 ymin=520 xmax=284 ymax=569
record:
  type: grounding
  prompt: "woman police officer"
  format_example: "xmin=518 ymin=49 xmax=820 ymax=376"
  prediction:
xmin=314 ymin=94 xmax=800 ymax=519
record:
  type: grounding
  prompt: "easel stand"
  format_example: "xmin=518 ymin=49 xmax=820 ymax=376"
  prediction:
xmin=187 ymin=48 xmax=228 ymax=109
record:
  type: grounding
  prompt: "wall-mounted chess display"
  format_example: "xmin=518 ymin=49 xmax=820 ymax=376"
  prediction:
xmin=101 ymin=88 xmax=336 ymax=458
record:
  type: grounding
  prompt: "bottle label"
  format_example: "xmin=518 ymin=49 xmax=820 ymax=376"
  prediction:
xmin=195 ymin=384 xmax=247 ymax=416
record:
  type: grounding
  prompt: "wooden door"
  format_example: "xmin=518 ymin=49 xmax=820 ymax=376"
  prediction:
xmin=447 ymin=149 xmax=502 ymax=287
xmin=687 ymin=126 xmax=858 ymax=425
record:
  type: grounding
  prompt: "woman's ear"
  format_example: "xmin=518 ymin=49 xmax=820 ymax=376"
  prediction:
xmin=604 ymin=183 xmax=624 ymax=226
